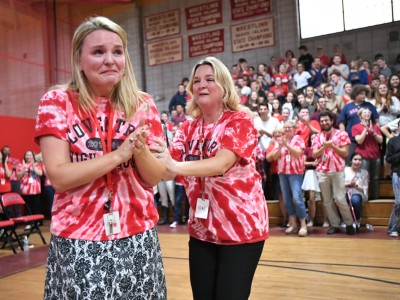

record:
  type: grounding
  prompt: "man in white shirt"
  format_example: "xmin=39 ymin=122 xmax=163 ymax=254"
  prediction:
xmin=254 ymin=102 xmax=280 ymax=151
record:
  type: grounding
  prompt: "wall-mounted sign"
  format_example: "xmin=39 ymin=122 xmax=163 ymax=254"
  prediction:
xmin=147 ymin=37 xmax=183 ymax=66
xmin=230 ymin=0 xmax=271 ymax=21
xmin=186 ymin=0 xmax=222 ymax=30
xmin=188 ymin=29 xmax=224 ymax=58
xmin=144 ymin=9 xmax=180 ymax=40
xmin=231 ymin=18 xmax=274 ymax=52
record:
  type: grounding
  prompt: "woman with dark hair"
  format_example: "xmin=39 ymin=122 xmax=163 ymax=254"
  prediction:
xmin=388 ymin=73 xmax=400 ymax=99
xmin=293 ymin=63 xmax=312 ymax=93
xmin=344 ymin=152 xmax=369 ymax=229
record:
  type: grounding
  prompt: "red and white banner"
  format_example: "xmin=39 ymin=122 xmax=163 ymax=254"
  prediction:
xmin=230 ymin=0 xmax=271 ymax=21
xmin=185 ymin=0 xmax=223 ymax=30
xmin=231 ymin=18 xmax=274 ymax=52
xmin=144 ymin=9 xmax=180 ymax=41
xmin=147 ymin=37 xmax=183 ymax=66
xmin=188 ymin=29 xmax=224 ymax=58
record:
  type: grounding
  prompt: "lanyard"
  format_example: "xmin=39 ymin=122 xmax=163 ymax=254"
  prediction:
xmin=198 ymin=112 xmax=224 ymax=199
xmin=91 ymin=106 xmax=116 ymax=212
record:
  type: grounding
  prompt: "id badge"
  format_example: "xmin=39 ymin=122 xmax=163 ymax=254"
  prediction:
xmin=28 ymin=177 xmax=34 ymax=184
xmin=195 ymin=198 xmax=209 ymax=219
xmin=286 ymin=155 xmax=291 ymax=162
xmin=0 ymin=179 xmax=5 ymax=185
xmin=103 ymin=211 xmax=121 ymax=236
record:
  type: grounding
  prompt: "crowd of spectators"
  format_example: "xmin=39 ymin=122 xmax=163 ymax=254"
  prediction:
xmin=0 ymin=145 xmax=54 ymax=230
xmin=162 ymin=45 xmax=400 ymax=236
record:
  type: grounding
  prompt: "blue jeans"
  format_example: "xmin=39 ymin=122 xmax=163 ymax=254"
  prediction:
xmin=279 ymin=174 xmax=307 ymax=220
xmin=348 ymin=193 xmax=363 ymax=220
xmin=388 ymin=173 xmax=400 ymax=233
xmin=174 ymin=185 xmax=188 ymax=223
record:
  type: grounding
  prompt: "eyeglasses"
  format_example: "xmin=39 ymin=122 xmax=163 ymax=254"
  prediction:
xmin=284 ymin=127 xmax=293 ymax=130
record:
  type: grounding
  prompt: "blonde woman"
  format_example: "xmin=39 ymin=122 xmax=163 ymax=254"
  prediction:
xmin=153 ymin=56 xmax=268 ymax=299
xmin=35 ymin=17 xmax=166 ymax=299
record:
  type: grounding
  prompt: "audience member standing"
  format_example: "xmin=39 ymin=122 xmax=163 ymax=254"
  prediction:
xmin=312 ymin=111 xmax=356 ymax=235
xmin=302 ymin=145 xmax=320 ymax=227
xmin=266 ymin=128 xmax=287 ymax=226
xmin=0 ymin=150 xmax=13 ymax=216
xmin=375 ymin=54 xmax=392 ymax=78
xmin=295 ymin=107 xmax=321 ymax=146
xmin=254 ymin=102 xmax=280 ymax=151
xmin=316 ymin=45 xmax=330 ymax=68
xmin=172 ymin=103 xmax=187 ymax=126
xmin=16 ymin=150 xmax=43 ymax=217
xmin=1 ymin=145 xmax=21 ymax=194
xmin=352 ymin=108 xmax=383 ymax=199
xmin=268 ymin=120 xmax=308 ymax=237
xmin=298 ymin=45 xmax=314 ymax=72
xmin=385 ymin=119 xmax=400 ymax=237
xmin=293 ymin=63 xmax=312 ymax=92
xmin=339 ymin=85 xmax=379 ymax=165
xmin=328 ymin=55 xmax=349 ymax=81
xmin=168 ymin=83 xmax=187 ymax=112
xmin=0 ymin=150 xmax=12 ymax=195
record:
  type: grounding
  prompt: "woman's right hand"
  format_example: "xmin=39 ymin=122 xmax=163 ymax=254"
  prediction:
xmin=117 ymin=124 xmax=151 ymax=162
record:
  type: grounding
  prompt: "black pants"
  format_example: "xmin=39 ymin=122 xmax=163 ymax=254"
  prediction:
xmin=189 ymin=237 xmax=265 ymax=300
xmin=23 ymin=194 xmax=41 ymax=215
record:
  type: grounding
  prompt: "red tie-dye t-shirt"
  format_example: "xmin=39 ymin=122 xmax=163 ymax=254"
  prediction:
xmin=17 ymin=162 xmax=43 ymax=195
xmin=312 ymin=129 xmax=350 ymax=173
xmin=170 ymin=110 xmax=269 ymax=245
xmin=34 ymin=89 xmax=163 ymax=241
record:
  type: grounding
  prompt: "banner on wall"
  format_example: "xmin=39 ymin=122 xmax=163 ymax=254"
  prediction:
xmin=231 ymin=18 xmax=274 ymax=52
xmin=188 ymin=29 xmax=224 ymax=58
xmin=230 ymin=0 xmax=271 ymax=21
xmin=147 ymin=37 xmax=183 ymax=66
xmin=185 ymin=0 xmax=223 ymax=30
xmin=144 ymin=9 xmax=180 ymax=40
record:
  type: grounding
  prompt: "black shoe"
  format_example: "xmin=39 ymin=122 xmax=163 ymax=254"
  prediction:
xmin=157 ymin=218 xmax=168 ymax=225
xmin=327 ymin=227 xmax=341 ymax=234
xmin=346 ymin=225 xmax=355 ymax=235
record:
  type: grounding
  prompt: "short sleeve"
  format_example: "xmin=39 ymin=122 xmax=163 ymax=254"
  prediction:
xmin=220 ymin=114 xmax=257 ymax=162
xmin=34 ymin=89 xmax=69 ymax=145
xmin=339 ymin=130 xmax=351 ymax=146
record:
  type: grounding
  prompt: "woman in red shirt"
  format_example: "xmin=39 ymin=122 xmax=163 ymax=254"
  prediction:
xmin=267 ymin=120 xmax=308 ymax=237
xmin=35 ymin=17 xmax=166 ymax=299
xmin=351 ymin=108 xmax=383 ymax=200
xmin=0 ymin=150 xmax=12 ymax=194
xmin=153 ymin=56 xmax=268 ymax=300
xmin=16 ymin=150 xmax=43 ymax=215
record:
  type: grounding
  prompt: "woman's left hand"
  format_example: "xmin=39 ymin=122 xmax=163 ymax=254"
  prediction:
xmin=149 ymin=137 xmax=177 ymax=176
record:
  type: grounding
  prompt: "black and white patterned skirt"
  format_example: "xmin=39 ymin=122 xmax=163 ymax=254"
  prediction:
xmin=44 ymin=227 xmax=167 ymax=300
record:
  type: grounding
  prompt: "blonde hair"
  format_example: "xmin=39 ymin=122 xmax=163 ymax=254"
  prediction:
xmin=284 ymin=120 xmax=297 ymax=129
xmin=186 ymin=56 xmax=242 ymax=119
xmin=53 ymin=16 xmax=145 ymax=120
xmin=357 ymin=108 xmax=371 ymax=118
